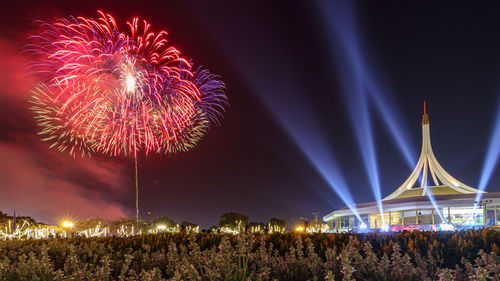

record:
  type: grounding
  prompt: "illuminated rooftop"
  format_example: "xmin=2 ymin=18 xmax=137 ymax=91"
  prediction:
xmin=391 ymin=185 xmax=465 ymax=199
xmin=385 ymin=102 xmax=483 ymax=200
xmin=324 ymin=102 xmax=497 ymax=229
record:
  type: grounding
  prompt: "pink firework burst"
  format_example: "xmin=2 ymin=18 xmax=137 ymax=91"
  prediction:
xmin=27 ymin=11 xmax=227 ymax=157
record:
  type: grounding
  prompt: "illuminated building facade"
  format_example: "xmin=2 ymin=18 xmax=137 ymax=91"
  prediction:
xmin=324 ymin=104 xmax=500 ymax=231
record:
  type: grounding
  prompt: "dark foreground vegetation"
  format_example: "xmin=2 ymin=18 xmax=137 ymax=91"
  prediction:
xmin=0 ymin=230 xmax=499 ymax=280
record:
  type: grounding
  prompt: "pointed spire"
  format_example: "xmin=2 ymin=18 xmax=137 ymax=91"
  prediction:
xmin=422 ymin=101 xmax=429 ymax=125
xmin=384 ymin=102 xmax=482 ymax=200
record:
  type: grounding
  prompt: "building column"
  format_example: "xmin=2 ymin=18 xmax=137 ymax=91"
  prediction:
xmin=432 ymin=209 xmax=435 ymax=224
xmin=483 ymin=204 xmax=487 ymax=226
xmin=402 ymin=211 xmax=405 ymax=225
xmin=416 ymin=209 xmax=419 ymax=224
xmin=388 ymin=211 xmax=392 ymax=225
xmin=494 ymin=205 xmax=497 ymax=226
xmin=448 ymin=207 xmax=451 ymax=223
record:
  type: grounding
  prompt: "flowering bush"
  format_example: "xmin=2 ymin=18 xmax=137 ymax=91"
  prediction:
xmin=0 ymin=230 xmax=498 ymax=280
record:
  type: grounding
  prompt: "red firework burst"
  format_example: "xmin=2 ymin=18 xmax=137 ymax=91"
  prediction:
xmin=27 ymin=11 xmax=227 ymax=157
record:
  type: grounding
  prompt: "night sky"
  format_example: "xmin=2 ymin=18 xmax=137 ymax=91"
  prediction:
xmin=1 ymin=1 xmax=500 ymax=229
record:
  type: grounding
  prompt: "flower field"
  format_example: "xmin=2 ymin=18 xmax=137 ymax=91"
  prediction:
xmin=0 ymin=230 xmax=499 ymax=280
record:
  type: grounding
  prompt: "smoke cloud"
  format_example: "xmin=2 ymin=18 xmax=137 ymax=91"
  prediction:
xmin=0 ymin=37 xmax=131 ymax=224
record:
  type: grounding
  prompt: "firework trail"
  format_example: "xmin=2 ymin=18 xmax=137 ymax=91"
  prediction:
xmin=26 ymin=11 xmax=227 ymax=220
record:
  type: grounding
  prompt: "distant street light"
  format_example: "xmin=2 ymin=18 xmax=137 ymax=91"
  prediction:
xmin=62 ymin=221 xmax=74 ymax=228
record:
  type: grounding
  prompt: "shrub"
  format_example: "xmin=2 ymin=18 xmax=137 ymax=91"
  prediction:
xmin=0 ymin=230 xmax=498 ymax=280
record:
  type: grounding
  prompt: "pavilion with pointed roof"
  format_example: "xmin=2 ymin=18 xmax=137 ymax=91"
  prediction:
xmin=323 ymin=103 xmax=500 ymax=231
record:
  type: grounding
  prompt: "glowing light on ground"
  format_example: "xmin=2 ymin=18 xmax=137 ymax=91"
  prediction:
xmin=306 ymin=224 xmax=329 ymax=233
xmin=117 ymin=225 xmax=137 ymax=237
xmin=0 ymin=220 xmax=60 ymax=240
xmin=0 ymin=219 xmax=193 ymax=240
xmin=439 ymin=223 xmax=455 ymax=231
xmin=249 ymin=225 xmax=265 ymax=234
xmin=185 ymin=225 xmax=200 ymax=233
xmin=150 ymin=224 xmax=180 ymax=234
xmin=79 ymin=223 xmax=109 ymax=238
xmin=268 ymin=224 xmax=286 ymax=234
xmin=62 ymin=221 xmax=74 ymax=228
xmin=218 ymin=220 xmax=245 ymax=234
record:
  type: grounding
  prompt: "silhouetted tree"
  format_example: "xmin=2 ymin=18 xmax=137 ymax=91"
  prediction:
xmin=180 ymin=221 xmax=199 ymax=233
xmin=218 ymin=212 xmax=249 ymax=229
xmin=181 ymin=221 xmax=198 ymax=228
xmin=152 ymin=216 xmax=177 ymax=227
xmin=75 ymin=217 xmax=108 ymax=232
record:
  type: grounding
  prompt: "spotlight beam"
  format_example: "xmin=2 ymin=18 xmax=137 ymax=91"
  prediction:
xmin=315 ymin=0 xmax=417 ymax=173
xmin=257 ymin=82 xmax=363 ymax=221
xmin=365 ymin=77 xmax=417 ymax=168
xmin=315 ymin=0 xmax=384 ymax=221
xmin=424 ymin=189 xmax=445 ymax=222
xmin=338 ymin=62 xmax=385 ymax=220
xmin=181 ymin=4 xmax=362 ymax=221
xmin=477 ymin=97 xmax=500 ymax=201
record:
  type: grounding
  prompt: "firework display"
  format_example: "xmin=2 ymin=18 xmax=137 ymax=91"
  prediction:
xmin=26 ymin=11 xmax=227 ymax=157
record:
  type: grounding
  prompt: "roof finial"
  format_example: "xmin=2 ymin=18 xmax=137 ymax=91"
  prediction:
xmin=422 ymin=100 xmax=429 ymax=125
